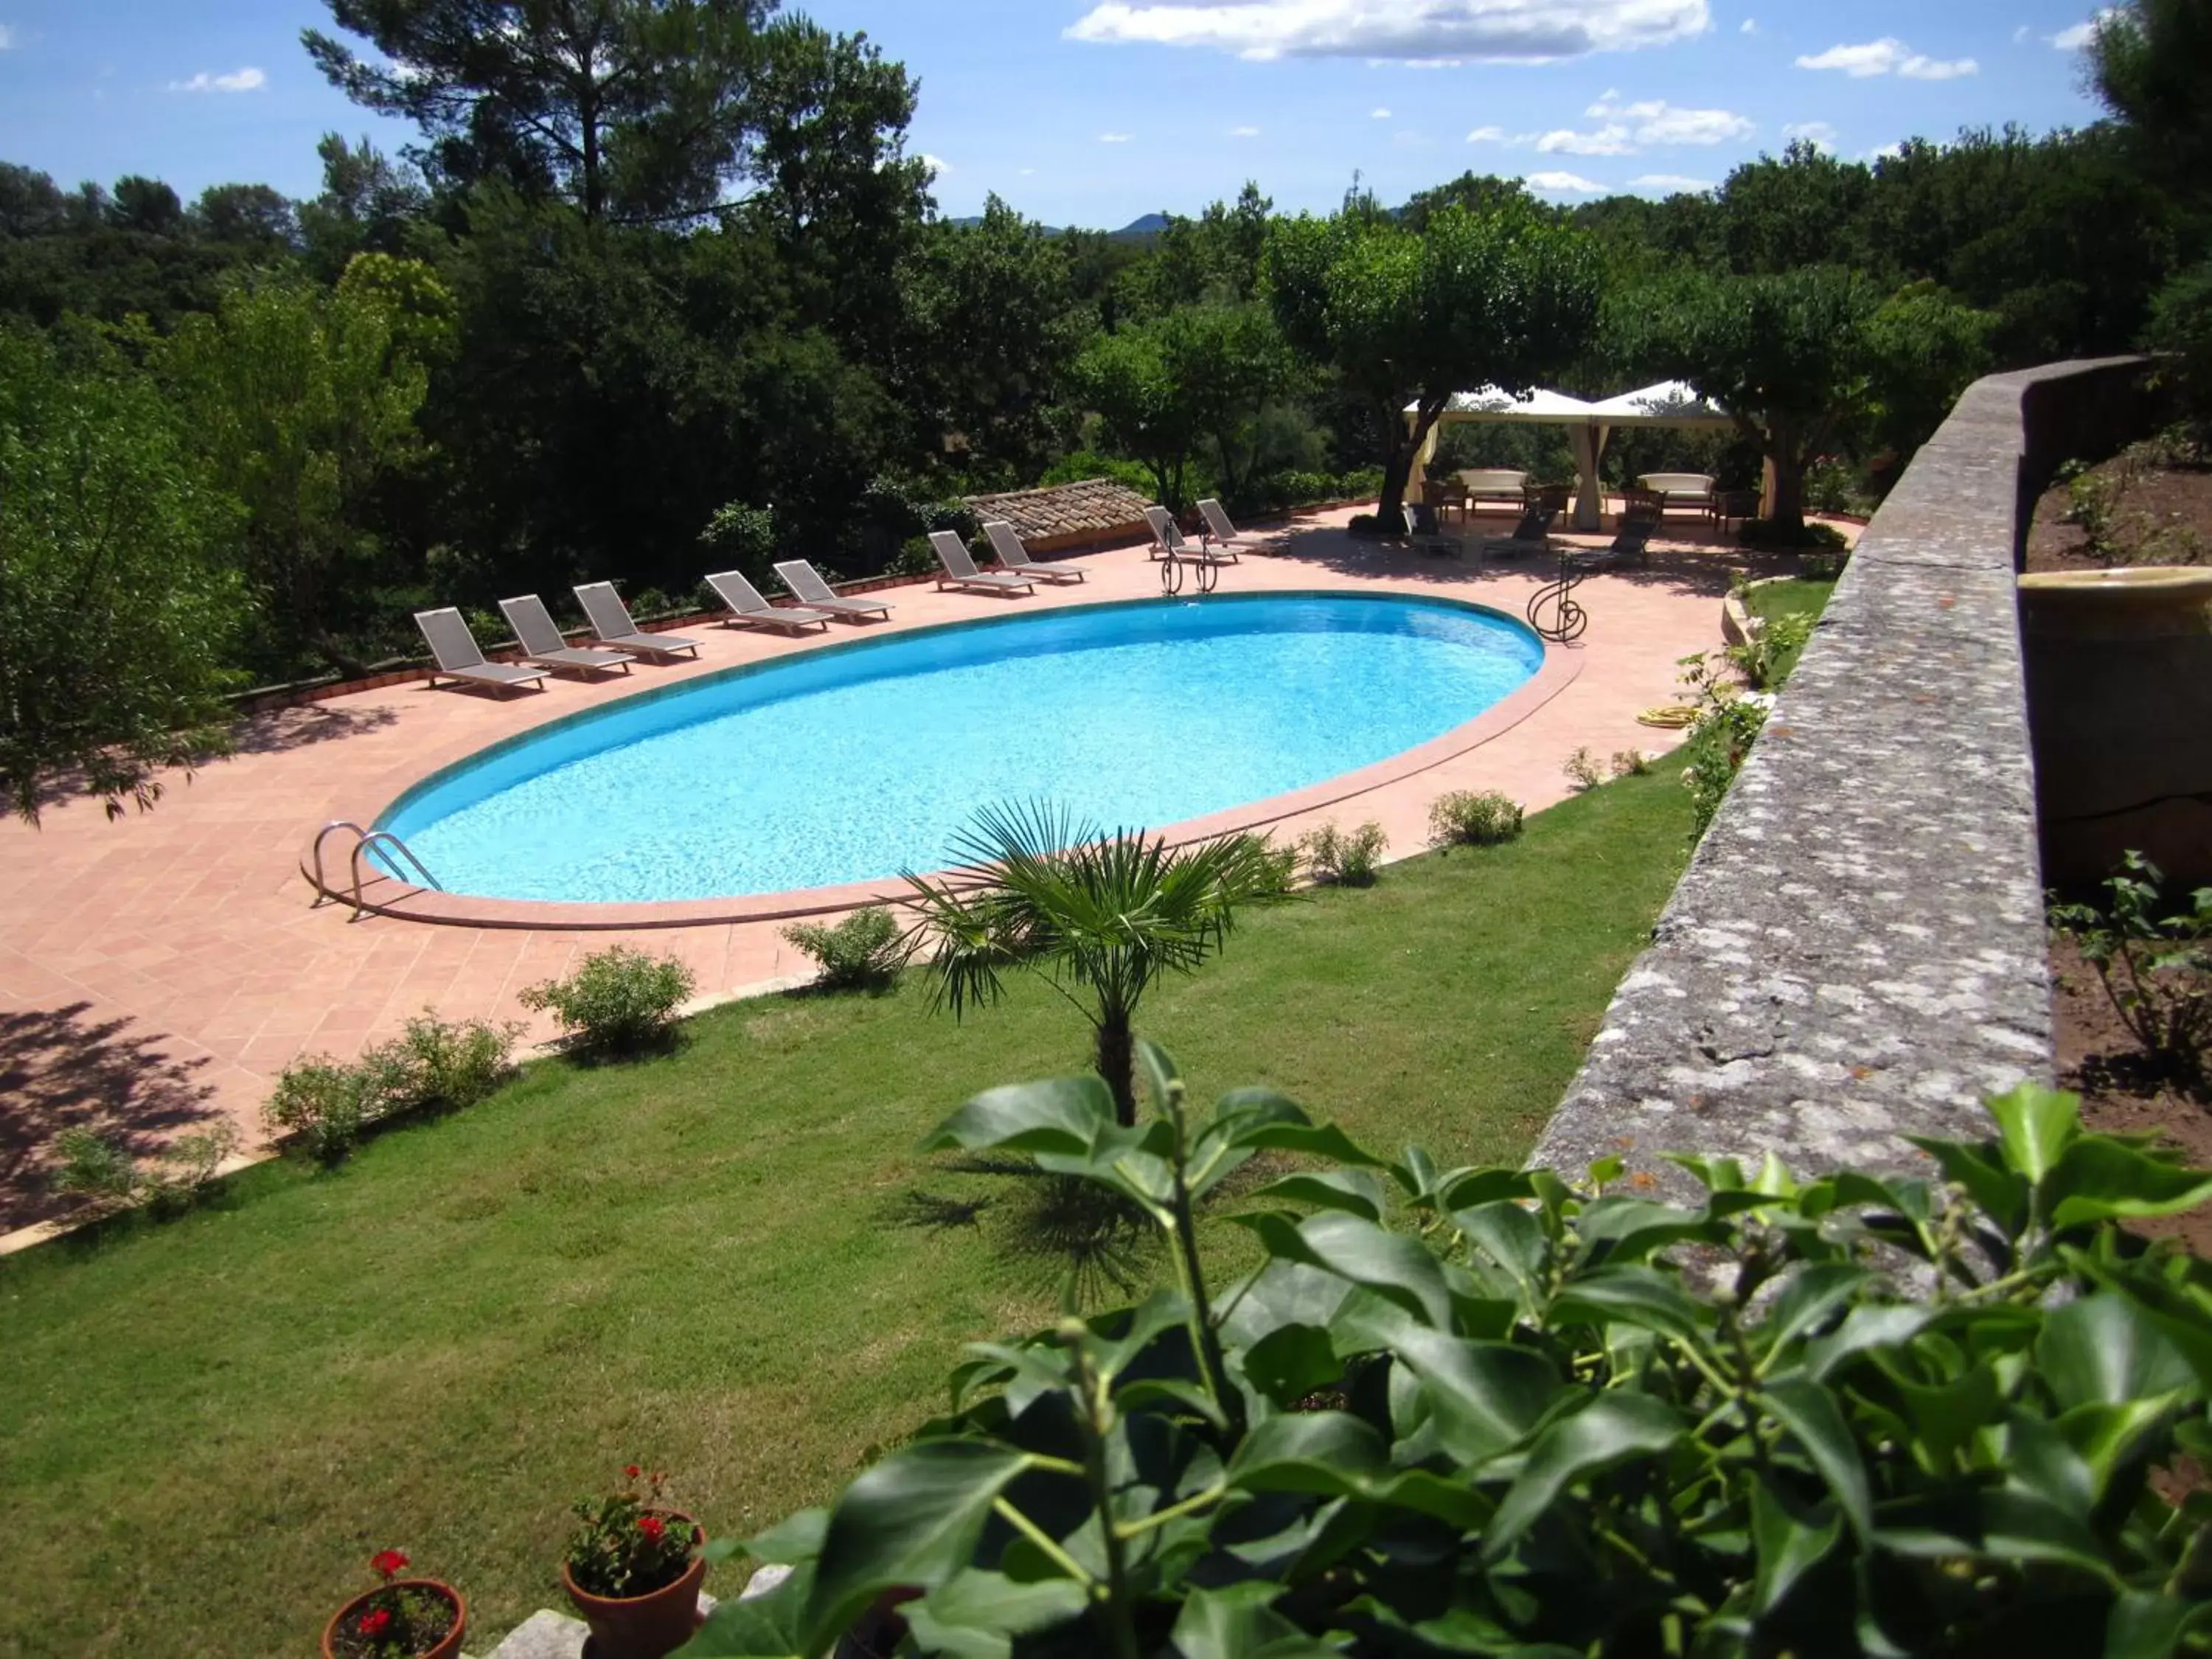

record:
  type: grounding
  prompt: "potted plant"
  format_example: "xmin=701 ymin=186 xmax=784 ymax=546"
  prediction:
xmin=321 ymin=1550 xmax=465 ymax=1659
xmin=561 ymin=1465 xmax=706 ymax=1659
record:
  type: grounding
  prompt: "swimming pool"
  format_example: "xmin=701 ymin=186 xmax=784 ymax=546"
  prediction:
xmin=380 ymin=593 xmax=1545 ymax=904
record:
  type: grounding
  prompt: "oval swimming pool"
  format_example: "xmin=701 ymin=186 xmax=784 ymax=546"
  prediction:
xmin=380 ymin=593 xmax=1545 ymax=904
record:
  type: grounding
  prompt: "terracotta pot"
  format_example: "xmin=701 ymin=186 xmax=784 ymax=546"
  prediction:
xmin=321 ymin=1579 xmax=466 ymax=1659
xmin=561 ymin=1514 xmax=708 ymax=1659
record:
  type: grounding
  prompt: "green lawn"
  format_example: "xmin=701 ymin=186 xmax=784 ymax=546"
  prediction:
xmin=1745 ymin=574 xmax=1837 ymax=685
xmin=0 ymin=765 xmax=1692 ymax=1658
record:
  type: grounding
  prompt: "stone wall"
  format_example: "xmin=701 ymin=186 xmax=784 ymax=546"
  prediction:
xmin=1530 ymin=358 xmax=2150 ymax=1193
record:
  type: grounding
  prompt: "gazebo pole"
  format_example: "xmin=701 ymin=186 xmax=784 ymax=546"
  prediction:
xmin=1568 ymin=422 xmax=1608 ymax=532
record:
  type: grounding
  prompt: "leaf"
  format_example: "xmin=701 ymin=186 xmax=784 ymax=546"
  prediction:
xmin=1243 ymin=1169 xmax=1388 ymax=1223
xmin=1550 ymin=1265 xmax=1711 ymax=1345
xmin=1231 ymin=1211 xmax=1455 ymax=1329
xmin=1759 ymin=1263 xmax=1875 ymax=1362
xmin=744 ymin=1507 xmax=829 ymax=1567
xmin=2104 ymin=1588 xmax=2212 ymax=1659
xmin=677 ymin=1565 xmax=809 ymax=1658
xmin=1388 ymin=1326 xmax=1569 ymax=1466
xmin=1900 ymin=1133 xmax=2026 ymax=1236
xmin=1805 ymin=1305 xmax=1935 ymax=1382
xmin=921 ymin=1077 xmax=1116 ymax=1159
xmin=2045 ymin=1138 xmax=2212 ymax=1231
xmin=1435 ymin=1168 xmax=1539 ymax=1211
xmin=1986 ymin=1084 xmax=2081 ymax=1184
xmin=1240 ymin=1324 xmax=1341 ymax=1406
xmin=1453 ymin=1200 xmax=1549 ymax=1306
xmin=1749 ymin=1475 xmax=1843 ymax=1618
xmin=900 ymin=1571 xmax=1091 ymax=1659
xmin=1233 ymin=1119 xmax=1391 ymax=1169
xmin=1135 ymin=1036 xmax=1181 ymax=1116
xmin=1760 ymin=1377 xmax=1873 ymax=1540
xmin=802 ymin=1441 xmax=1058 ymax=1651
xmin=1482 ymin=1393 xmax=1684 ymax=1559
xmin=1228 ymin=1410 xmax=1390 ymax=1492
xmin=1171 ymin=1582 xmax=1341 ymax=1659
xmin=1875 ymin=1486 xmax=2118 ymax=1583
xmin=1571 ymin=1197 xmax=1723 ymax=1266
xmin=2039 ymin=1293 xmax=2198 ymax=1410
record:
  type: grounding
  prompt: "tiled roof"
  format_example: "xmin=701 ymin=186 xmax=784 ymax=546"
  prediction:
xmin=963 ymin=478 xmax=1155 ymax=551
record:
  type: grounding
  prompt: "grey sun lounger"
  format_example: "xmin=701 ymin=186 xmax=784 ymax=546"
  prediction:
xmin=1143 ymin=506 xmax=1231 ymax=567
xmin=772 ymin=560 xmax=893 ymax=622
xmin=414 ymin=608 xmax=549 ymax=695
xmin=981 ymin=521 xmax=1085 ymax=584
xmin=573 ymin=582 xmax=703 ymax=660
xmin=1480 ymin=506 xmax=1560 ymax=560
xmin=1194 ymin=499 xmax=1259 ymax=560
xmin=929 ymin=530 xmax=1034 ymax=596
xmin=498 ymin=594 xmax=636 ymax=677
xmin=703 ymin=568 xmax=835 ymax=634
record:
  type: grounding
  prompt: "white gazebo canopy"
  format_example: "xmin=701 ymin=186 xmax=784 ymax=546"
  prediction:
xmin=1410 ymin=380 xmax=1739 ymax=529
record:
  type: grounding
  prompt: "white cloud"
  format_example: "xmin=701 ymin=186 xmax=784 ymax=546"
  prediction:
xmin=1066 ymin=0 xmax=1714 ymax=64
xmin=1783 ymin=120 xmax=1839 ymax=152
xmin=1740 ymin=17 xmax=1756 ymax=32
xmin=1523 ymin=169 xmax=1607 ymax=193
xmin=1371 ymin=106 xmax=1391 ymax=118
xmin=1587 ymin=94 xmax=1753 ymax=145
xmin=919 ymin=153 xmax=950 ymax=178
xmin=1865 ymin=142 xmax=1905 ymax=161
xmin=170 ymin=66 xmax=266 ymax=92
xmin=2052 ymin=10 xmax=2119 ymax=49
xmin=2013 ymin=24 xmax=2034 ymax=44
xmin=0 ymin=25 xmax=15 ymax=49
xmin=1018 ymin=167 xmax=1038 ymax=175
xmin=1098 ymin=131 xmax=1132 ymax=142
xmin=1231 ymin=124 xmax=1262 ymax=136
xmin=1466 ymin=124 xmax=1506 ymax=142
xmin=1630 ymin=173 xmax=1714 ymax=192
xmin=1537 ymin=124 xmax=1636 ymax=155
xmin=1795 ymin=38 xmax=1977 ymax=79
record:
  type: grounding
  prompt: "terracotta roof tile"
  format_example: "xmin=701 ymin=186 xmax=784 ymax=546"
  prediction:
xmin=963 ymin=478 xmax=1155 ymax=552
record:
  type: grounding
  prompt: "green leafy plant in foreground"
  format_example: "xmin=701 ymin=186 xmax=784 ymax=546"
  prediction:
xmin=682 ymin=1049 xmax=2212 ymax=1659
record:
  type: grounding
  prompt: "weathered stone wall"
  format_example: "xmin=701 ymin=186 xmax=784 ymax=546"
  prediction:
xmin=1530 ymin=358 xmax=2149 ymax=1193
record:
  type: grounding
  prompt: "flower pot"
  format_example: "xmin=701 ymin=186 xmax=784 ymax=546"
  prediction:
xmin=321 ymin=1579 xmax=466 ymax=1659
xmin=561 ymin=1513 xmax=708 ymax=1659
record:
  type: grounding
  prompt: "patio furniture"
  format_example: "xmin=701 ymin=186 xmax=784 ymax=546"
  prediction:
xmin=981 ymin=521 xmax=1085 ymax=584
xmin=1717 ymin=488 xmax=1761 ymax=534
xmin=1457 ymin=469 xmax=1528 ymax=514
xmin=414 ymin=608 xmax=550 ymax=695
xmin=928 ymin=530 xmax=1034 ymax=596
xmin=704 ymin=568 xmax=835 ymax=634
xmin=1566 ymin=515 xmax=1659 ymax=572
xmin=773 ymin=560 xmax=894 ymax=622
xmin=1194 ymin=499 xmax=1262 ymax=559
xmin=1480 ymin=504 xmax=1559 ymax=560
xmin=1639 ymin=472 xmax=1720 ymax=527
xmin=1622 ymin=485 xmax=1667 ymax=524
xmin=1408 ymin=501 xmax=1475 ymax=569
xmin=1422 ymin=477 xmax=1468 ymax=524
xmin=498 ymin=594 xmax=636 ymax=677
xmin=1143 ymin=506 xmax=1233 ymax=568
xmin=573 ymin=582 xmax=703 ymax=660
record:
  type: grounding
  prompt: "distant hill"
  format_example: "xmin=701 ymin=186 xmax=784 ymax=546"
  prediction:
xmin=942 ymin=212 xmax=1173 ymax=240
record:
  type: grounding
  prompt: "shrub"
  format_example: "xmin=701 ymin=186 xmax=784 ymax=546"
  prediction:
xmin=699 ymin=501 xmax=778 ymax=576
xmin=138 ymin=1123 xmax=241 ymax=1217
xmin=1609 ymin=748 xmax=1651 ymax=778
xmin=521 ymin=946 xmax=697 ymax=1054
xmin=689 ymin=1056 xmax=2212 ymax=1659
xmin=50 ymin=1120 xmax=240 ymax=1216
xmin=265 ymin=1012 xmax=519 ymax=1163
xmin=783 ymin=906 xmax=908 ymax=992
xmin=1563 ymin=745 xmax=1604 ymax=791
xmin=1427 ymin=788 xmax=1523 ymax=848
xmin=1683 ymin=695 xmax=1768 ymax=839
xmin=1727 ymin=611 xmax=1815 ymax=691
xmin=2051 ymin=851 xmax=2212 ymax=1089
xmin=265 ymin=1057 xmax=370 ymax=1164
xmin=887 ymin=537 xmax=938 ymax=578
xmin=1298 ymin=820 xmax=1386 ymax=886
xmin=48 ymin=1126 xmax=142 ymax=1210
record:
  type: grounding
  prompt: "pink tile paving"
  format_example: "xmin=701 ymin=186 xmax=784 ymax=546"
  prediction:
xmin=0 ymin=507 xmax=1825 ymax=1234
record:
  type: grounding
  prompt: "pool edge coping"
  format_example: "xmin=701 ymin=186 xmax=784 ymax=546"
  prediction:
xmin=310 ymin=590 xmax=1582 ymax=930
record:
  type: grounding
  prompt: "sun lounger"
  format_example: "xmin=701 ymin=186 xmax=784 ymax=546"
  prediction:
xmin=772 ymin=560 xmax=893 ymax=622
xmin=572 ymin=582 xmax=703 ymax=660
xmin=1481 ymin=506 xmax=1559 ymax=560
xmin=981 ymin=521 xmax=1085 ymax=584
xmin=497 ymin=594 xmax=636 ymax=677
xmin=1143 ymin=506 xmax=1231 ymax=567
xmin=1408 ymin=501 xmax=1475 ymax=569
xmin=702 ymin=569 xmax=834 ymax=634
xmin=414 ymin=608 xmax=549 ymax=695
xmin=1565 ymin=515 xmax=1658 ymax=572
xmin=1194 ymin=499 xmax=1260 ymax=559
xmin=928 ymin=531 xmax=1034 ymax=596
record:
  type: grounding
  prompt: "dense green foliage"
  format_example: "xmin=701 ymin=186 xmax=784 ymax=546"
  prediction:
xmin=684 ymin=1065 xmax=2212 ymax=1659
xmin=1 ymin=1 xmax=2203 ymax=804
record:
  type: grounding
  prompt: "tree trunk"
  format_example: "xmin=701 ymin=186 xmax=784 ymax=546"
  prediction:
xmin=1095 ymin=1015 xmax=1137 ymax=1127
xmin=1377 ymin=400 xmax=1443 ymax=534
xmin=1765 ymin=451 xmax=1809 ymax=533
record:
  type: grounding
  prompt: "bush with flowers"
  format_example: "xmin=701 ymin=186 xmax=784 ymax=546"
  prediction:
xmin=566 ymin=1466 xmax=700 ymax=1600
xmin=326 ymin=1549 xmax=459 ymax=1659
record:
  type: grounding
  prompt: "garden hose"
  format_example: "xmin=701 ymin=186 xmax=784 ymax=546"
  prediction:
xmin=1637 ymin=704 xmax=1701 ymax=729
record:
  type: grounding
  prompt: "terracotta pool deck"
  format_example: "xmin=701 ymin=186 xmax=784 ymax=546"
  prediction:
xmin=0 ymin=507 xmax=1816 ymax=1232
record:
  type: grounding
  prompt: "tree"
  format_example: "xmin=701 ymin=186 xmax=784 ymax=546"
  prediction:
xmin=305 ymin=0 xmax=773 ymax=223
xmin=155 ymin=269 xmax=449 ymax=676
xmin=902 ymin=803 xmax=1283 ymax=1126
xmin=191 ymin=184 xmax=301 ymax=251
xmin=0 ymin=326 xmax=243 ymax=824
xmin=2090 ymin=0 xmax=2212 ymax=193
xmin=1863 ymin=285 xmax=1997 ymax=462
xmin=297 ymin=135 xmax=431 ymax=279
xmin=1715 ymin=142 xmax=1872 ymax=275
xmin=1265 ymin=202 xmax=1602 ymax=530
xmin=1613 ymin=265 xmax=1987 ymax=531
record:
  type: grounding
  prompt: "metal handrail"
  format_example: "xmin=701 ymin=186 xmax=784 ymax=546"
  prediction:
xmin=309 ymin=820 xmax=442 ymax=917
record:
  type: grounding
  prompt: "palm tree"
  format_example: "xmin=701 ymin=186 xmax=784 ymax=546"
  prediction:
xmin=903 ymin=802 xmax=1287 ymax=1125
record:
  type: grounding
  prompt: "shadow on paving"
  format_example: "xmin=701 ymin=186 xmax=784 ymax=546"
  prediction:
xmin=16 ymin=704 xmax=400 ymax=819
xmin=1254 ymin=518 xmax=1790 ymax=600
xmin=0 ymin=1002 xmax=222 ymax=1231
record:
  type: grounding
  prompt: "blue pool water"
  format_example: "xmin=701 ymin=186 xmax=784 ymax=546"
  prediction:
xmin=381 ymin=593 xmax=1544 ymax=903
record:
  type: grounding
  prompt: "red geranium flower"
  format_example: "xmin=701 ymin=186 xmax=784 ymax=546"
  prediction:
xmin=369 ymin=1549 xmax=409 ymax=1582
xmin=639 ymin=1514 xmax=667 ymax=1543
xmin=360 ymin=1607 xmax=393 ymax=1637
xmin=625 ymin=1464 xmax=641 ymax=1481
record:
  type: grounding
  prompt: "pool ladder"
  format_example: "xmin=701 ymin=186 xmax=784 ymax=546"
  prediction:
xmin=309 ymin=821 xmax=444 ymax=919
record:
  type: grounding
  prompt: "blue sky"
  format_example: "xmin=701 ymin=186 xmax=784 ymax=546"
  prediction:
xmin=0 ymin=1 xmax=2115 ymax=228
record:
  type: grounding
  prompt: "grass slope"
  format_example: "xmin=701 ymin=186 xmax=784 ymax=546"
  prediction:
xmin=0 ymin=765 xmax=1691 ymax=1657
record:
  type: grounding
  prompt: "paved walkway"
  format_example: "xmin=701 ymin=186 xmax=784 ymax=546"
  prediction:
xmin=0 ymin=509 xmax=1796 ymax=1229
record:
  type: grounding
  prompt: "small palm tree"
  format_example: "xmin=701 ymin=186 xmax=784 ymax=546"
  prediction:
xmin=903 ymin=801 xmax=1287 ymax=1125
